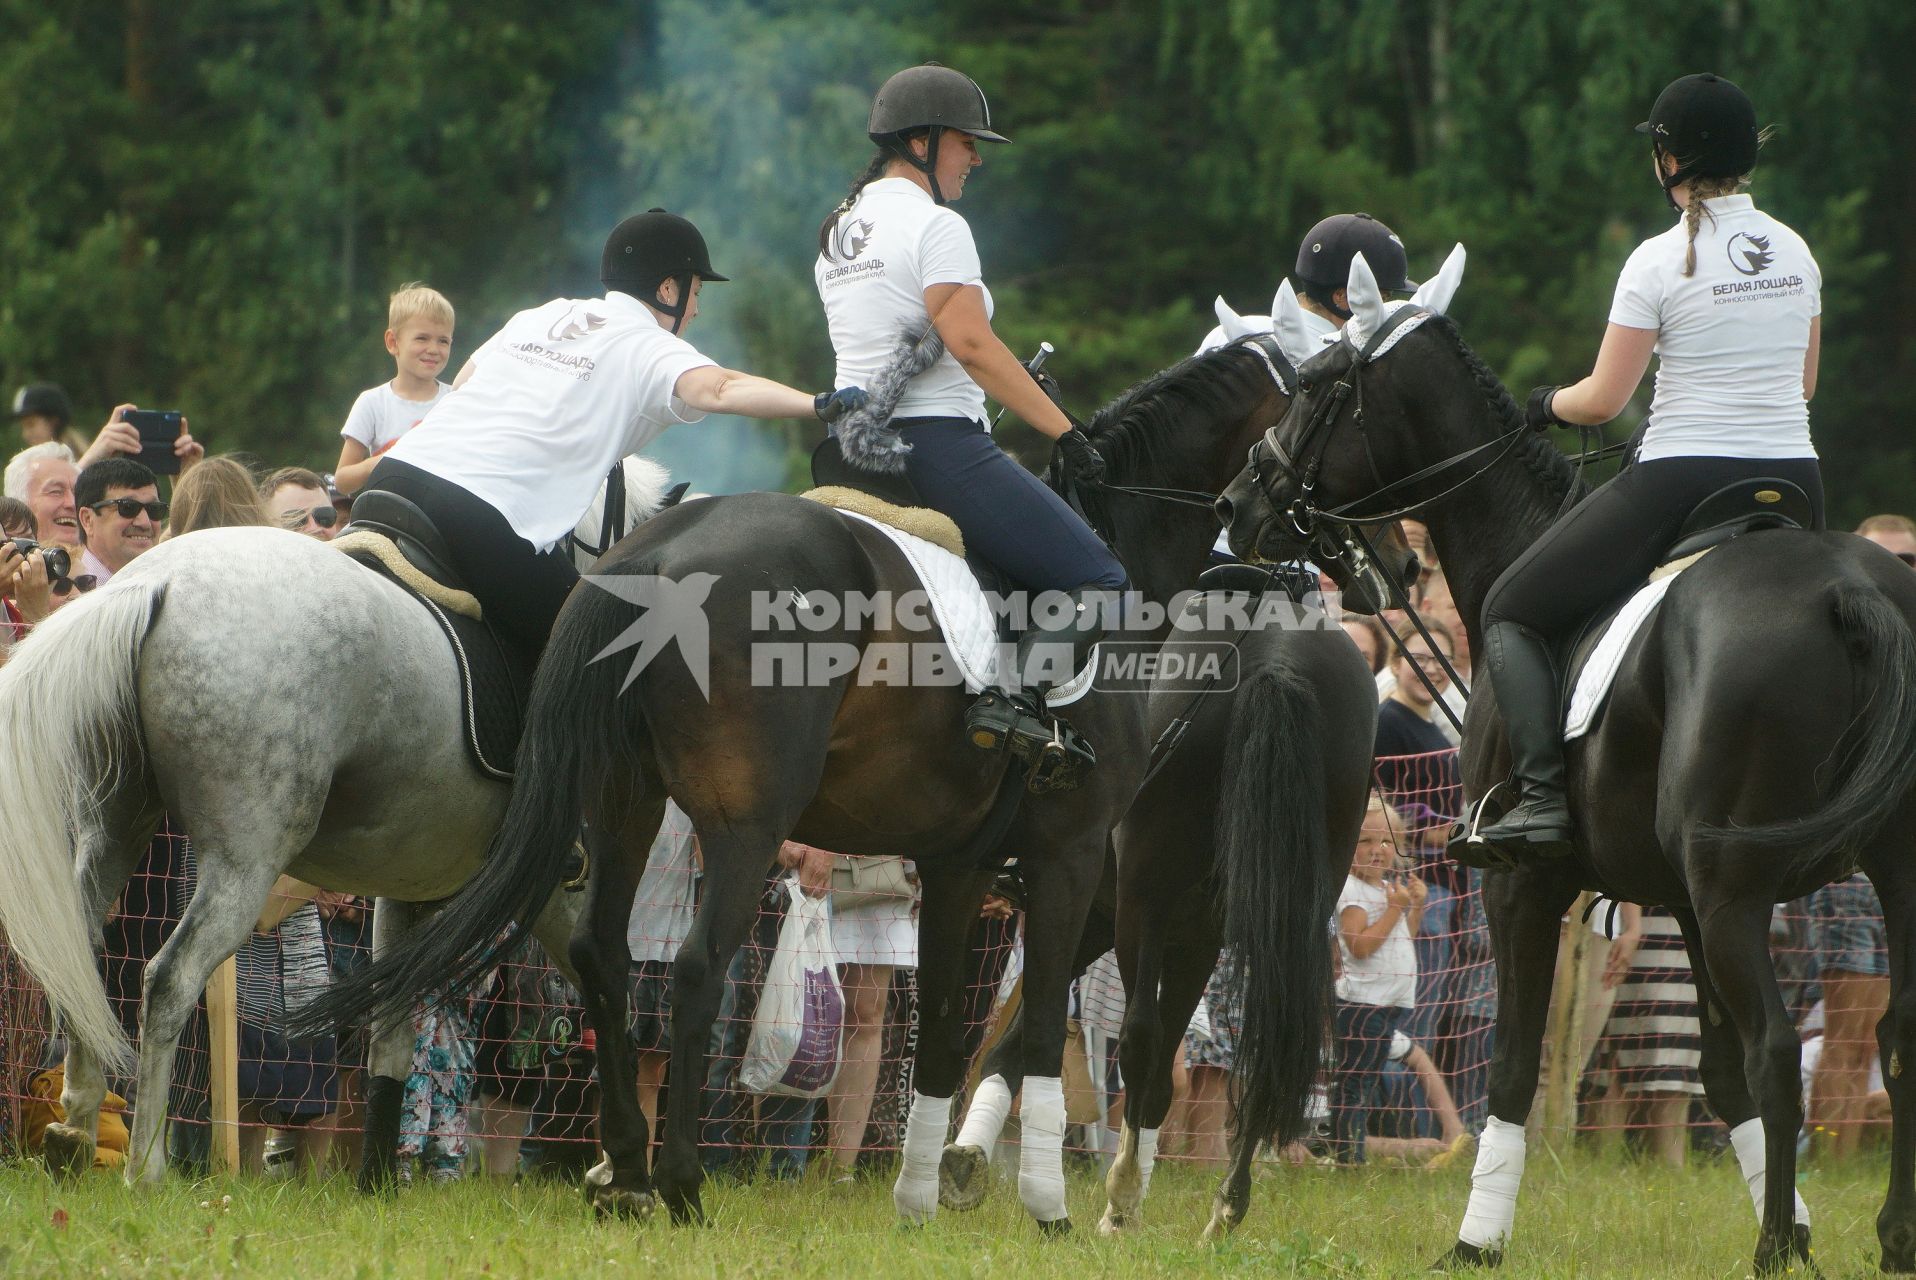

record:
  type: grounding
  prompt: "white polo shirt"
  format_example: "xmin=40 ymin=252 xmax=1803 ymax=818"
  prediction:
xmin=816 ymin=177 xmax=993 ymax=424
xmin=385 ymin=291 xmax=714 ymax=550
xmin=1608 ymin=194 xmax=1820 ymax=462
xmin=341 ymin=381 xmax=451 ymax=454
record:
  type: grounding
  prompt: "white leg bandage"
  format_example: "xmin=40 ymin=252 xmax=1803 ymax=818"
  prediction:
xmin=1018 ymin=1076 xmax=1069 ymax=1223
xmin=1458 ymin=1116 xmax=1528 ymax=1251
xmin=954 ymin=1074 xmax=1014 ymax=1156
xmin=1730 ymin=1119 xmax=1810 ymax=1227
xmin=894 ymin=1092 xmax=952 ymax=1225
xmin=1136 ymin=1128 xmax=1160 ymax=1197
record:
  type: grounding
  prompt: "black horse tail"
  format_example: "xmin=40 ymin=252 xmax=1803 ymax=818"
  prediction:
xmin=291 ymin=581 xmax=649 ymax=1039
xmin=1700 ymin=583 xmax=1916 ymax=874
xmin=1215 ymin=654 xmax=1335 ymax=1151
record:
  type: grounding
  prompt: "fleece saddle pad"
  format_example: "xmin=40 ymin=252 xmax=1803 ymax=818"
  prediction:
xmin=826 ymin=508 xmax=1097 ymax=708
xmin=339 ymin=537 xmax=532 ymax=780
xmin=1562 ymin=550 xmax=1710 ymax=741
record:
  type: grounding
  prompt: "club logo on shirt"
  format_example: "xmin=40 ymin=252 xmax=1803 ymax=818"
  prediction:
xmin=1727 ymin=232 xmax=1775 ymax=277
xmin=835 ymin=218 xmax=875 ymax=262
xmin=547 ymin=309 xmax=609 ymax=342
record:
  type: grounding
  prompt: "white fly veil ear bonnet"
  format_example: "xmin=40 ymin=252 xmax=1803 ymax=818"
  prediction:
xmin=1341 ymin=243 xmax=1467 ymax=360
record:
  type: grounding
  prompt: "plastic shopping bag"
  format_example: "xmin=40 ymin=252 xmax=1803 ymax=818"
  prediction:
xmin=740 ymin=877 xmax=846 ymax=1098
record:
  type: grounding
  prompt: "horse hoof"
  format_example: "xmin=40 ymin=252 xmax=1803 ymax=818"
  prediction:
xmin=938 ymin=1144 xmax=990 ymax=1212
xmin=1430 ymin=1241 xmax=1503 ymax=1271
xmin=1097 ymin=1206 xmax=1132 ymax=1237
xmin=590 ymin=1185 xmax=657 ymax=1222
xmin=41 ymin=1123 xmax=94 ymax=1180
xmin=1882 ymin=1220 xmax=1916 ymax=1273
xmin=1038 ymin=1216 xmax=1072 ymax=1238
xmin=1200 ymin=1211 xmax=1232 ymax=1244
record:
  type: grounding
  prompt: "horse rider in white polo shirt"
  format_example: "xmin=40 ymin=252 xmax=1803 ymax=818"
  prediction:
xmin=360 ymin=210 xmax=867 ymax=662
xmin=814 ymin=64 xmax=1124 ymax=785
xmin=1477 ymin=73 xmax=1824 ymax=861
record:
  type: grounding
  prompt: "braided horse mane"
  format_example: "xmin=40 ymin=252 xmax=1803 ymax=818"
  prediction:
xmin=1421 ymin=313 xmax=1588 ymax=508
xmin=1081 ymin=340 xmax=1281 ymax=491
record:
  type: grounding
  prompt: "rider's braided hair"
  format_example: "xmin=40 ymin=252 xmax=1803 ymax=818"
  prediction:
xmin=818 ymin=136 xmax=926 ymax=261
xmin=1675 ymin=126 xmax=1772 ymax=278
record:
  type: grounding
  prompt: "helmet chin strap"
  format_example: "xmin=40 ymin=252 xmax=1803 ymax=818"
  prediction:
xmin=653 ymin=273 xmax=694 ymax=335
xmin=895 ymin=128 xmax=948 ymax=206
xmin=1654 ymin=144 xmax=1694 ymax=213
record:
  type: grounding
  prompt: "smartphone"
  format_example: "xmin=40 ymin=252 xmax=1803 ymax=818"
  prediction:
xmin=123 ymin=409 xmax=184 ymax=476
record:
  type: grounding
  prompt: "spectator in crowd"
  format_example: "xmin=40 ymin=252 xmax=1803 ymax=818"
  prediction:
xmin=235 ymin=876 xmax=340 ymax=1176
xmin=261 ymin=467 xmax=340 ymax=541
xmin=1176 ymin=952 xmax=1242 ymax=1166
xmin=11 ymin=383 xmax=97 ymax=458
xmin=1341 ymin=614 xmax=1386 ymax=674
xmin=1373 ymin=621 xmax=1467 ymax=1066
xmin=1807 ymin=873 xmax=1889 ymax=1159
xmin=824 ymin=850 xmax=919 ymax=1180
xmin=74 ymin=403 xmax=203 ymax=474
xmin=333 ymin=284 xmax=456 ymax=495
xmin=1331 ymin=797 xmax=1423 ymax=1165
xmin=625 ymin=802 xmax=699 ymax=1135
xmin=1586 ymin=905 xmax=1700 ymax=1167
xmin=5 ymin=441 xmax=79 ymax=542
xmin=0 ymin=497 xmax=56 ymax=657
xmin=398 ymin=991 xmax=480 ymax=1184
xmin=74 ymin=457 xmax=164 ymax=585
xmin=1417 ymin=568 xmax=1471 ymax=693
xmin=1856 ymin=513 xmax=1916 ymax=565
xmin=167 ymin=456 xmax=268 ymax=535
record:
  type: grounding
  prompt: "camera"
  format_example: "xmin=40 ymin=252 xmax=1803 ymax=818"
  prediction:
xmin=8 ymin=538 xmax=72 ymax=583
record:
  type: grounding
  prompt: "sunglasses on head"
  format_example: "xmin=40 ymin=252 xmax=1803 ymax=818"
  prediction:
xmin=1899 ymin=552 xmax=1916 ymax=568
xmin=279 ymin=505 xmax=339 ymax=529
xmin=51 ymin=574 xmax=98 ymax=598
xmin=90 ymin=497 xmax=168 ymax=521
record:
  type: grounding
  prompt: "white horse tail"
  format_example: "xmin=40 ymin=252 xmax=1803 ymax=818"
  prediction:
xmin=0 ymin=578 xmax=166 ymax=1072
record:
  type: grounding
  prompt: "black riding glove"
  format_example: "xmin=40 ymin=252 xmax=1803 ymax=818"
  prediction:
xmin=815 ymin=386 xmax=869 ymax=423
xmin=1057 ymin=428 xmax=1105 ymax=486
xmin=1524 ymin=385 xmax=1565 ymax=432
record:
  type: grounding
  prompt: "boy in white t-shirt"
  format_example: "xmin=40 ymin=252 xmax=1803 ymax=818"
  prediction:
xmin=333 ymin=283 xmax=456 ymax=495
xmin=1332 ymin=796 xmax=1424 ymax=1165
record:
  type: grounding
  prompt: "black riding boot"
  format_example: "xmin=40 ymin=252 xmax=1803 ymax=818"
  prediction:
xmin=1476 ymin=620 xmax=1576 ymax=860
xmin=965 ymin=588 xmax=1106 ymax=793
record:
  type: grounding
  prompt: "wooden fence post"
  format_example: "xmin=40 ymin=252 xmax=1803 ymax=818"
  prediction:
xmin=205 ymin=955 xmax=240 ymax=1173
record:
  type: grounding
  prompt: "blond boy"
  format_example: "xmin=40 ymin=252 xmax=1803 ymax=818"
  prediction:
xmin=333 ymin=283 xmax=455 ymax=494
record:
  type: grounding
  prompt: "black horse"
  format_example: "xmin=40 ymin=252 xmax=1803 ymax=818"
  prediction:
xmin=305 ymin=336 xmax=1343 ymax=1233
xmin=1220 ymin=303 xmax=1916 ymax=1274
xmin=936 ymin=495 xmax=1385 ymax=1243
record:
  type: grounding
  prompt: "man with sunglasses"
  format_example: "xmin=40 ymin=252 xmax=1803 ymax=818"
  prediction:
xmin=261 ymin=467 xmax=340 ymax=542
xmin=74 ymin=457 xmax=166 ymax=585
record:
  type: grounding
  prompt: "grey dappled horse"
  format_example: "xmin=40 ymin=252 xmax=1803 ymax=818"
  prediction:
xmin=0 ymin=459 xmax=665 ymax=1185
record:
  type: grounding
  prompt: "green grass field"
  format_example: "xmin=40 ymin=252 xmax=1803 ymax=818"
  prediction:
xmin=0 ymin=1151 xmax=1893 ymax=1278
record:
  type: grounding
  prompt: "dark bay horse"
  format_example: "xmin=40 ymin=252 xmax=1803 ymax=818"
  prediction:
xmin=937 ymin=482 xmax=1388 ymax=1243
xmin=1219 ymin=302 xmax=1916 ymax=1274
xmin=302 ymin=338 xmax=1316 ymax=1232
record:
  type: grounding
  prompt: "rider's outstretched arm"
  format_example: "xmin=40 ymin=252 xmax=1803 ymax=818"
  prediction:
xmin=673 ymin=365 xmax=821 ymax=421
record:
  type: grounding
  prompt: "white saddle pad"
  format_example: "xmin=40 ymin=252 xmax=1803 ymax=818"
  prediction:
xmin=835 ymin=509 xmax=1096 ymax=707
xmin=1563 ymin=572 xmax=1685 ymax=741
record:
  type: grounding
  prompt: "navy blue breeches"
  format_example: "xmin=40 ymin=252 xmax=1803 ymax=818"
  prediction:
xmin=896 ymin=417 xmax=1126 ymax=594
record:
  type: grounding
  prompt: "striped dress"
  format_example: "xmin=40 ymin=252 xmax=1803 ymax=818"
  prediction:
xmin=1597 ymin=907 xmax=1702 ymax=1096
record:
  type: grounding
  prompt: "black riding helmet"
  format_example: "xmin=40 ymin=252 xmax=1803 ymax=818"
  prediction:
xmin=1293 ymin=213 xmax=1416 ymax=318
xmin=868 ymin=64 xmax=1010 ymax=206
xmin=601 ymin=208 xmax=729 ymax=335
xmin=1636 ymin=73 xmax=1760 ymax=210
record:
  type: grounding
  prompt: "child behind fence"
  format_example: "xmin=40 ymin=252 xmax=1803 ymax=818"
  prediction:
xmin=1331 ymin=796 xmax=1423 ymax=1165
